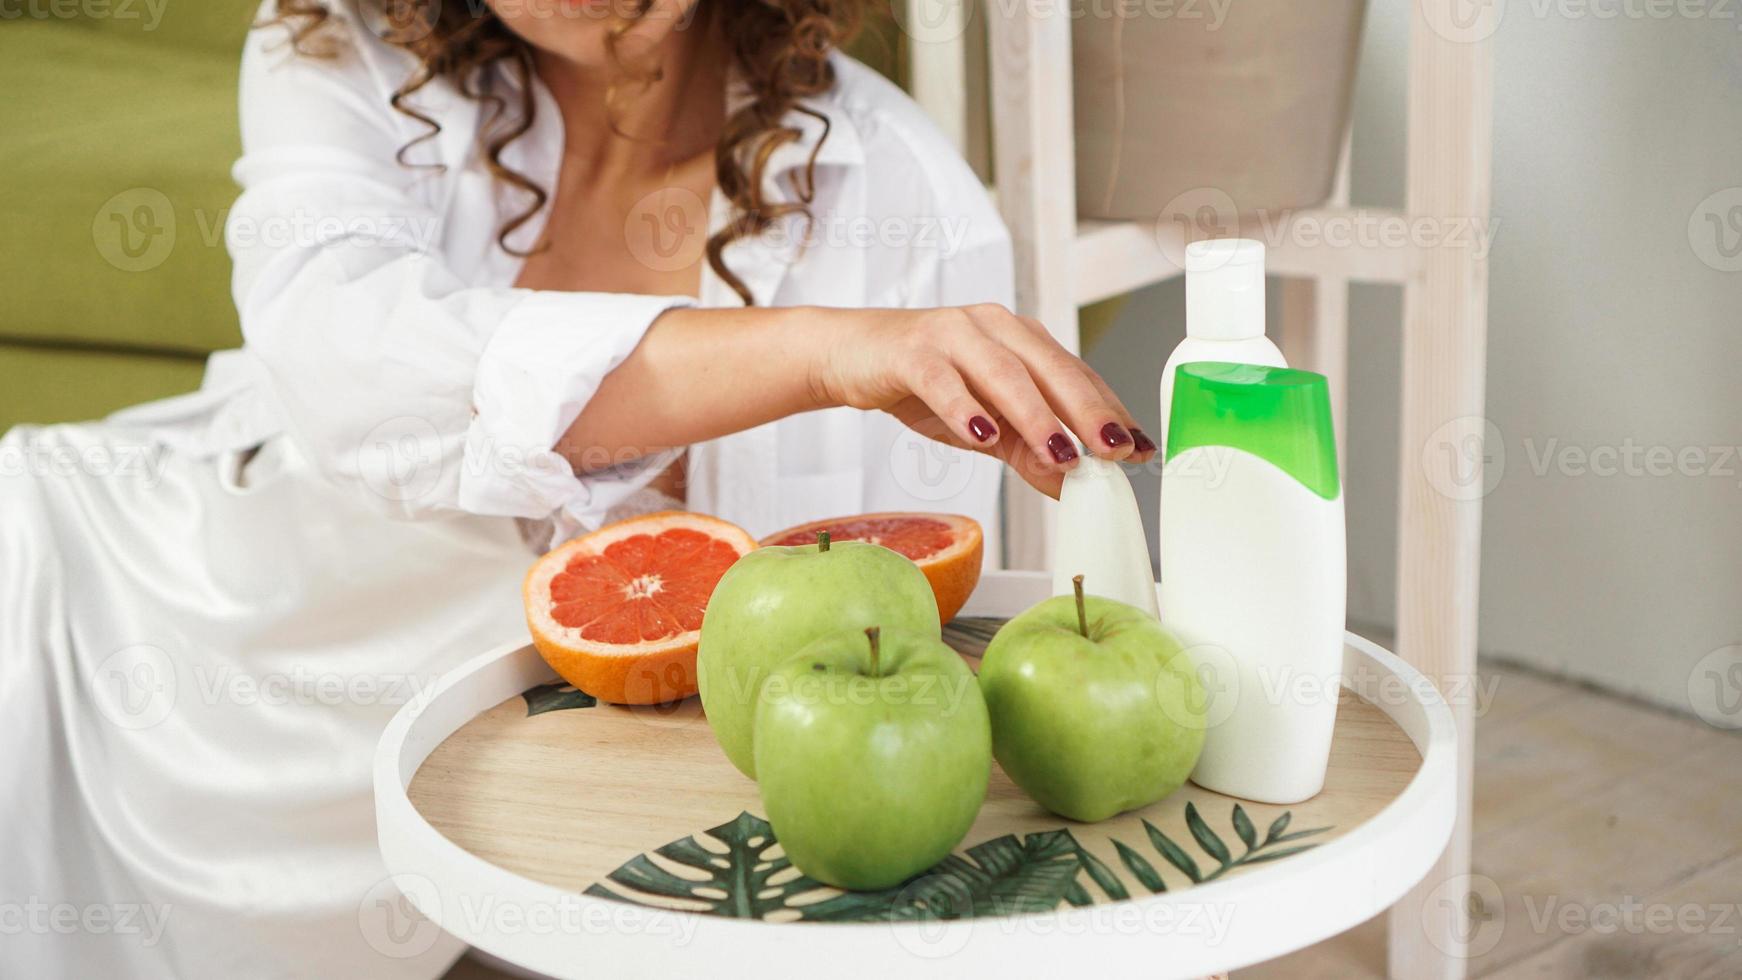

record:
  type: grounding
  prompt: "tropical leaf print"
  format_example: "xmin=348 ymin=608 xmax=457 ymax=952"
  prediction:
xmin=587 ymin=805 xmax=1331 ymax=921
xmin=584 ymin=812 xmax=823 ymax=918
xmin=798 ymin=829 xmax=1084 ymax=922
xmin=521 ymin=681 xmax=598 ymax=716
xmin=1113 ymin=803 xmax=1332 ymax=887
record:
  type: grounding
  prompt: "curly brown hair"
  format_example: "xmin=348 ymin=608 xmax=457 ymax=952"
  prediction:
xmin=263 ymin=0 xmax=867 ymax=305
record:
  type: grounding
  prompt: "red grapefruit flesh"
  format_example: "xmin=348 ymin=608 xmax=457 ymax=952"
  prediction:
xmin=759 ymin=512 xmax=983 ymax=623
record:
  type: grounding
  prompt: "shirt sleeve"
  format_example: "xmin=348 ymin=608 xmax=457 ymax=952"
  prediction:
xmin=227 ymin=10 xmax=687 ymax=533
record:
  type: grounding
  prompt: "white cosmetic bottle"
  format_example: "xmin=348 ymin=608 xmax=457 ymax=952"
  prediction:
xmin=1051 ymin=454 xmax=1161 ymax=618
xmin=1157 ymin=239 xmax=1286 ymax=454
xmin=1159 ymin=362 xmax=1346 ymax=804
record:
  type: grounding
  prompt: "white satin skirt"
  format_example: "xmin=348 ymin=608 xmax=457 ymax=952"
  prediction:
xmin=0 ymin=411 xmax=535 ymax=978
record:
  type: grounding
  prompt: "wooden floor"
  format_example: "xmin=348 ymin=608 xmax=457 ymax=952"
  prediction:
xmin=444 ymin=659 xmax=1742 ymax=980
xmin=1241 ymin=660 xmax=1742 ymax=979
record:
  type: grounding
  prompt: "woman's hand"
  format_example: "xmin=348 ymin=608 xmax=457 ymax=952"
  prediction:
xmin=810 ymin=304 xmax=1158 ymax=497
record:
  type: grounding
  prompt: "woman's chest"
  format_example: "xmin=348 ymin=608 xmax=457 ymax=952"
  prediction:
xmin=512 ymin=158 xmax=715 ymax=297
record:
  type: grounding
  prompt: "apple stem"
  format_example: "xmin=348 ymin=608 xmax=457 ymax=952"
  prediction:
xmin=1072 ymin=574 xmax=1089 ymax=638
xmin=865 ymin=626 xmax=882 ymax=678
xmin=817 ymin=530 xmax=831 ymax=553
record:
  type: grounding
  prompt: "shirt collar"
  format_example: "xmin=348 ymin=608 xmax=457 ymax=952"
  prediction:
xmin=724 ymin=60 xmax=865 ymax=191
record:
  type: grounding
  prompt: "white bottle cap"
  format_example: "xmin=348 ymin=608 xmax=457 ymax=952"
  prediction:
xmin=1185 ymin=238 xmax=1266 ymax=341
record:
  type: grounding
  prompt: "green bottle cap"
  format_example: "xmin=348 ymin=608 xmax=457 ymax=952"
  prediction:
xmin=1166 ymin=362 xmax=1341 ymax=500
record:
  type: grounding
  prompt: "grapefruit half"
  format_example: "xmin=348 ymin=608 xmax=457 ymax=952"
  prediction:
xmin=759 ymin=512 xmax=983 ymax=623
xmin=524 ymin=511 xmax=756 ymax=705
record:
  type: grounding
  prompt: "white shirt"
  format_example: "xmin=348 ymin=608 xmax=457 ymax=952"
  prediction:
xmin=221 ymin=3 xmax=1013 ymax=551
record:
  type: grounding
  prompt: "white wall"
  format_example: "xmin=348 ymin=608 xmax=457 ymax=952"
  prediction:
xmin=1089 ymin=2 xmax=1742 ymax=713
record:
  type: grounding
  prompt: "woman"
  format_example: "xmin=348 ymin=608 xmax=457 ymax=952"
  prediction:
xmin=0 ymin=0 xmax=1154 ymax=976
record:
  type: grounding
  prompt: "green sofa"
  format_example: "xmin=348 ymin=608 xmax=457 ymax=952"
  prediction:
xmin=0 ymin=4 xmax=259 ymax=431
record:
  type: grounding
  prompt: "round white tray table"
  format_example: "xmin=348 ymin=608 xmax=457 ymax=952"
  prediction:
xmin=375 ymin=571 xmax=1456 ymax=979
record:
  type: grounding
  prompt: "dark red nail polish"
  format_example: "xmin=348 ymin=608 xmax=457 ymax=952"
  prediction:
xmin=1130 ymin=427 xmax=1157 ymax=454
xmin=1101 ymin=422 xmax=1133 ymax=449
xmin=1047 ymin=433 xmax=1079 ymax=464
xmin=969 ymin=416 xmax=997 ymax=443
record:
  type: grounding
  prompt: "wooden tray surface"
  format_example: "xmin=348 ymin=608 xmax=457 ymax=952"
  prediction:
xmin=405 ymin=620 xmax=1422 ymax=922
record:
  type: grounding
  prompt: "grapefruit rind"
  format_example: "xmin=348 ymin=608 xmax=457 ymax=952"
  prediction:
xmin=523 ymin=511 xmax=756 ymax=704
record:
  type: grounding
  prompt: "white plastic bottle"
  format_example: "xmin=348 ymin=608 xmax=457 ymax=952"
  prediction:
xmin=1159 ymin=363 xmax=1346 ymax=804
xmin=1157 ymin=239 xmax=1286 ymax=454
xmin=1051 ymin=455 xmax=1160 ymax=618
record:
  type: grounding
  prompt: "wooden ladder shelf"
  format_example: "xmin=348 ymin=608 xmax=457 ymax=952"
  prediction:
xmin=905 ymin=1 xmax=1494 ymax=975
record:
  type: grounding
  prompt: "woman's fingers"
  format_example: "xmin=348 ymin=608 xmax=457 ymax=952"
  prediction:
xmin=1047 ymin=338 xmax=1158 ymax=460
xmin=993 ymin=313 xmax=1141 ymax=460
xmin=1075 ymin=360 xmax=1159 ymax=459
xmin=886 ymin=303 xmax=1149 ymax=490
xmin=902 ymin=352 xmax=1002 ymax=450
xmin=942 ymin=324 xmax=1081 ymax=475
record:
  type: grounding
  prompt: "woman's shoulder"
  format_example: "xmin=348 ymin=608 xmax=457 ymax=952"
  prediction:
xmin=821 ymin=54 xmax=1003 ymax=230
xmin=814 ymin=54 xmax=1012 ymax=303
xmin=242 ymin=0 xmax=414 ymax=81
xmin=238 ymin=1 xmax=469 ymax=167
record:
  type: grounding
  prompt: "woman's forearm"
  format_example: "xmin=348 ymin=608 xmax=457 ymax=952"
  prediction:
xmin=557 ymin=304 xmax=839 ymax=473
xmin=558 ymin=301 xmax=1154 ymax=496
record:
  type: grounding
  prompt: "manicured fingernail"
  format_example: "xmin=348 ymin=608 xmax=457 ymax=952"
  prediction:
xmin=1101 ymin=422 xmax=1133 ymax=449
xmin=1047 ymin=433 xmax=1079 ymax=464
xmin=968 ymin=415 xmax=998 ymax=443
xmin=1130 ymin=427 xmax=1157 ymax=454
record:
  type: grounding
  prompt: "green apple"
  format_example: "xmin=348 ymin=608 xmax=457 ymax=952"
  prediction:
xmin=978 ymin=576 xmax=1205 ymax=822
xmin=753 ymin=627 xmax=990 ymax=890
xmin=698 ymin=532 xmax=940 ymax=778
